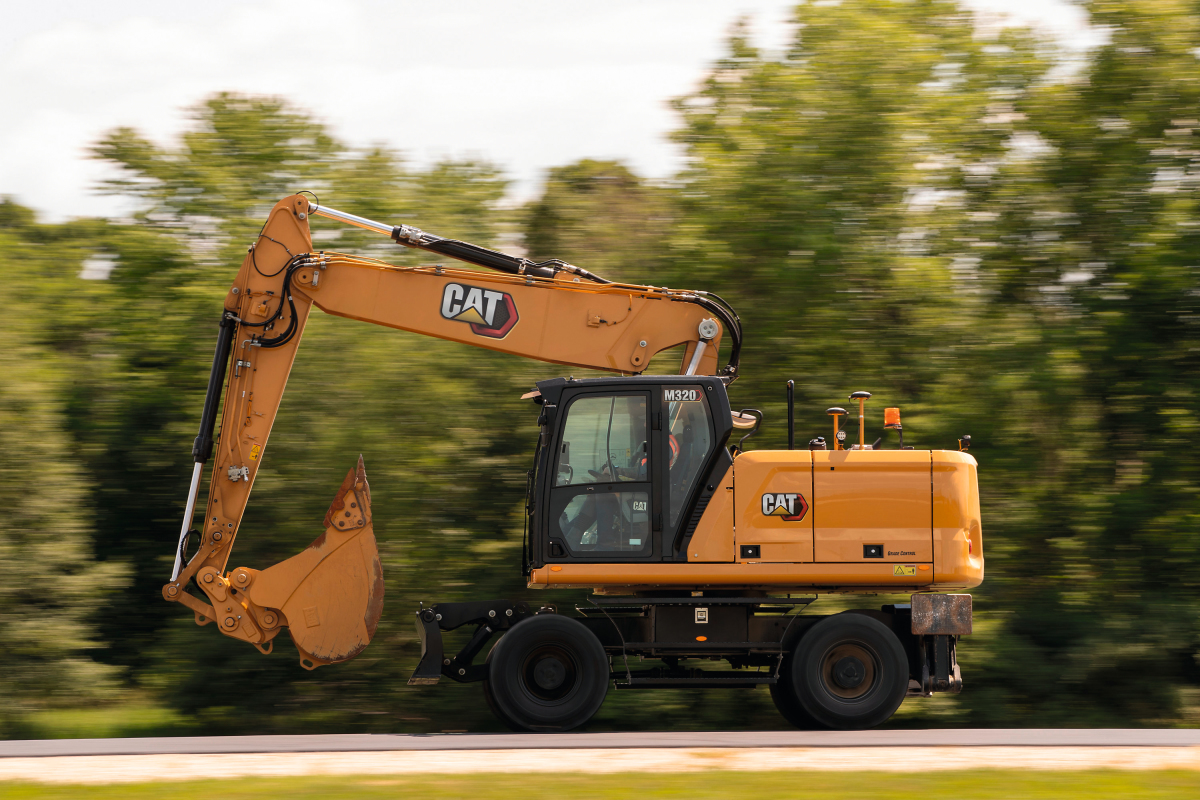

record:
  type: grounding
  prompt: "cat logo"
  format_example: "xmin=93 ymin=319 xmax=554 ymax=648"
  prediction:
xmin=761 ymin=492 xmax=808 ymax=522
xmin=440 ymin=282 xmax=519 ymax=339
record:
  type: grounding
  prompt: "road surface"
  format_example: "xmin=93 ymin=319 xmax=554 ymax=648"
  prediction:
xmin=2 ymin=730 xmax=1199 ymax=784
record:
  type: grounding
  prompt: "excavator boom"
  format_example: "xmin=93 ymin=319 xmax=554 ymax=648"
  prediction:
xmin=163 ymin=194 xmax=741 ymax=668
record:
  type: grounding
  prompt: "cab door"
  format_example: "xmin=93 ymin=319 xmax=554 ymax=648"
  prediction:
xmin=545 ymin=392 xmax=656 ymax=560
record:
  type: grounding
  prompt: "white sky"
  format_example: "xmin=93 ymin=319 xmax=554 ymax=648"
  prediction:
xmin=0 ymin=0 xmax=1096 ymax=222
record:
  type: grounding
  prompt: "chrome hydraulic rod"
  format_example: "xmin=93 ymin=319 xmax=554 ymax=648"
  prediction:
xmin=309 ymin=202 xmax=591 ymax=282
xmin=308 ymin=203 xmax=394 ymax=236
xmin=171 ymin=461 xmax=204 ymax=581
xmin=684 ymin=341 xmax=707 ymax=376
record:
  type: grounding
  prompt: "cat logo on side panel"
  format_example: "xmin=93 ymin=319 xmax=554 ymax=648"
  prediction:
xmin=760 ymin=492 xmax=808 ymax=522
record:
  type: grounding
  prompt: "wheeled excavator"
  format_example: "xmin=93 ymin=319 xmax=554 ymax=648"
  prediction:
xmin=163 ymin=194 xmax=983 ymax=731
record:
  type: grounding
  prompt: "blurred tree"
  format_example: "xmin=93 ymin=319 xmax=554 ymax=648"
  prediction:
xmin=0 ymin=202 xmax=127 ymax=733
xmin=524 ymin=159 xmax=675 ymax=282
xmin=7 ymin=0 xmax=1200 ymax=735
xmin=953 ymin=0 xmax=1200 ymax=723
xmin=666 ymin=1 xmax=1044 ymax=405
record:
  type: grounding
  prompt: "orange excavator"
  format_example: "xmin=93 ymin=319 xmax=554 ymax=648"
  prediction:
xmin=163 ymin=194 xmax=983 ymax=731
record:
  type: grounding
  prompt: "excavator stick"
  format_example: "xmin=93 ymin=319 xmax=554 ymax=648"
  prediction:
xmin=238 ymin=458 xmax=385 ymax=669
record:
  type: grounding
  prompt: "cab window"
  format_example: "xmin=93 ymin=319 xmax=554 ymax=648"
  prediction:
xmin=551 ymin=394 xmax=652 ymax=557
xmin=555 ymin=396 xmax=649 ymax=486
xmin=558 ymin=491 xmax=650 ymax=553
xmin=666 ymin=387 xmax=713 ymax=528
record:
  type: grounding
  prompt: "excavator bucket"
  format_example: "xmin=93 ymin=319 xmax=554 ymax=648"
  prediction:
xmin=245 ymin=457 xmax=385 ymax=669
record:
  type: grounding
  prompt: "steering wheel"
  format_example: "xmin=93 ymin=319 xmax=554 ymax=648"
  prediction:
xmin=587 ymin=469 xmax=605 ymax=480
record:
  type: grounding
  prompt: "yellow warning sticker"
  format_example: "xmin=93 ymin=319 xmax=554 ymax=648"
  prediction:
xmin=893 ymin=565 xmax=917 ymax=577
xmin=249 ymin=444 xmax=262 ymax=461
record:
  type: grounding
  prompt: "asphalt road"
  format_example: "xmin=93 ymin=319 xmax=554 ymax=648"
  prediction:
xmin=2 ymin=729 xmax=1199 ymax=758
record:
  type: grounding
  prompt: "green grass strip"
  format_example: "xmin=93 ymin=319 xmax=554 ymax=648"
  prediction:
xmin=2 ymin=770 xmax=1199 ymax=799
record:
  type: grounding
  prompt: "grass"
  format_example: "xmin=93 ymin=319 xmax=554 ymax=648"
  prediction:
xmin=10 ymin=703 xmax=200 ymax=740
xmin=2 ymin=771 xmax=1200 ymax=799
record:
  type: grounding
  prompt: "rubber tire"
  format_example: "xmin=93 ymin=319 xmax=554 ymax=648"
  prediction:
xmin=791 ymin=613 xmax=908 ymax=730
xmin=769 ymin=653 xmax=818 ymax=729
xmin=481 ymin=645 xmax=520 ymax=732
xmin=484 ymin=614 xmax=609 ymax=732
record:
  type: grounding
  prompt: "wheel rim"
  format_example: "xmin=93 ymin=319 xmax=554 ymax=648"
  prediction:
xmin=819 ymin=642 xmax=879 ymax=701
xmin=521 ymin=645 xmax=579 ymax=702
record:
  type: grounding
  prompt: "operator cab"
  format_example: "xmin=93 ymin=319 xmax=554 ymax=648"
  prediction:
xmin=527 ymin=375 xmax=734 ymax=566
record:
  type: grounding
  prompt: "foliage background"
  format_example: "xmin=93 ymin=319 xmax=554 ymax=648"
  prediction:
xmin=2 ymin=0 xmax=1199 ymax=735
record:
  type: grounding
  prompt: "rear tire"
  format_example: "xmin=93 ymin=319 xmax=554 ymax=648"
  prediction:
xmin=484 ymin=614 xmax=609 ymax=732
xmin=790 ymin=613 xmax=908 ymax=730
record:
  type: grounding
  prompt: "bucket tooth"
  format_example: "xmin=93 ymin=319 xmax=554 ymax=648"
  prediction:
xmin=246 ymin=456 xmax=384 ymax=666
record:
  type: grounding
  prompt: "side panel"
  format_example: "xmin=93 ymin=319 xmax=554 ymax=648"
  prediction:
xmin=932 ymin=451 xmax=984 ymax=589
xmin=812 ymin=450 xmax=932 ymax=564
xmin=733 ymin=450 xmax=813 ymax=563
xmin=685 ymin=461 xmax=735 ymax=562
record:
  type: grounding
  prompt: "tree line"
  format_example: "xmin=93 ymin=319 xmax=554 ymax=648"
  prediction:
xmin=2 ymin=0 xmax=1199 ymax=733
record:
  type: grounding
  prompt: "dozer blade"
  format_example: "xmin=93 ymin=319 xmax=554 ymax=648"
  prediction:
xmin=246 ymin=456 xmax=385 ymax=669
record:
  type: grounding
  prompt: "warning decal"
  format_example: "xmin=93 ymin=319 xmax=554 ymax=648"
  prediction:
xmin=893 ymin=565 xmax=917 ymax=577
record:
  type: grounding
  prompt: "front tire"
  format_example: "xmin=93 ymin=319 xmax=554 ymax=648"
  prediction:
xmin=482 ymin=645 xmax=519 ymax=731
xmin=791 ymin=613 xmax=908 ymax=730
xmin=484 ymin=614 xmax=609 ymax=732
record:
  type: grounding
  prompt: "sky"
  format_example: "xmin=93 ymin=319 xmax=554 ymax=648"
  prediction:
xmin=0 ymin=0 xmax=1098 ymax=222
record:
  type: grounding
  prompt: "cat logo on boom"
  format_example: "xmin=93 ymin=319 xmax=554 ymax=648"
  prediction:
xmin=440 ymin=282 xmax=519 ymax=339
xmin=761 ymin=492 xmax=808 ymax=522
